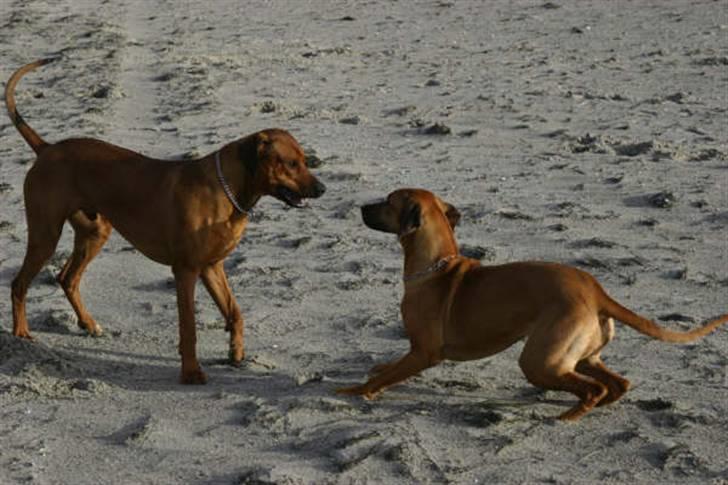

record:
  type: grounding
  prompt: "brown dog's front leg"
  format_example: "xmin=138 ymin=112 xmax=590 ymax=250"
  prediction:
xmin=173 ymin=266 xmax=207 ymax=384
xmin=201 ymin=262 xmax=244 ymax=365
xmin=337 ymin=350 xmax=438 ymax=399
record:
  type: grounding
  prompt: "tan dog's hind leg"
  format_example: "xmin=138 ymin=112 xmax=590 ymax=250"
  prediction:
xmin=201 ymin=262 xmax=244 ymax=365
xmin=518 ymin=312 xmax=610 ymax=421
xmin=573 ymin=316 xmax=630 ymax=407
xmin=173 ymin=266 xmax=207 ymax=384
xmin=576 ymin=356 xmax=631 ymax=407
xmin=520 ymin=350 xmax=608 ymax=421
xmin=544 ymin=372 xmax=607 ymax=421
xmin=57 ymin=212 xmax=112 ymax=337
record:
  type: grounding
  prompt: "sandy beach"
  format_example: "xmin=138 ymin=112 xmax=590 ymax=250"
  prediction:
xmin=1 ymin=1 xmax=727 ymax=483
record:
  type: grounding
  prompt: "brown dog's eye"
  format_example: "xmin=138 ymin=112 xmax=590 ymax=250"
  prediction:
xmin=286 ymin=160 xmax=298 ymax=170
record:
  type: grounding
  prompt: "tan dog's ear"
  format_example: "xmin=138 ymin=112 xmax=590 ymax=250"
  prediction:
xmin=399 ymin=202 xmax=421 ymax=237
xmin=444 ymin=202 xmax=461 ymax=229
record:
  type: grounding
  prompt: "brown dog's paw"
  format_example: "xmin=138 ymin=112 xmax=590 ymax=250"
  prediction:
xmin=228 ymin=347 xmax=245 ymax=366
xmin=180 ymin=369 xmax=208 ymax=385
xmin=12 ymin=329 xmax=34 ymax=340
xmin=79 ymin=321 xmax=103 ymax=337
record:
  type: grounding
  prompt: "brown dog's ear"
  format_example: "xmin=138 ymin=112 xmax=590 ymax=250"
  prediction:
xmin=444 ymin=202 xmax=461 ymax=229
xmin=256 ymin=131 xmax=271 ymax=150
xmin=238 ymin=132 xmax=272 ymax=175
xmin=399 ymin=202 xmax=421 ymax=237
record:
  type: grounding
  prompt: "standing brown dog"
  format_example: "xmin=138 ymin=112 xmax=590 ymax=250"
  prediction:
xmin=5 ymin=59 xmax=325 ymax=384
xmin=337 ymin=189 xmax=727 ymax=420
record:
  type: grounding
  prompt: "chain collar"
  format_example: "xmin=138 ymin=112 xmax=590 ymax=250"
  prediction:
xmin=215 ymin=151 xmax=247 ymax=215
xmin=403 ymin=254 xmax=457 ymax=282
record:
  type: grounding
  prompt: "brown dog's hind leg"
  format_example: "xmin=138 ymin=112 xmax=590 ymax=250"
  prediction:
xmin=173 ymin=266 xmax=206 ymax=384
xmin=10 ymin=236 xmax=63 ymax=339
xmin=13 ymin=246 xmax=60 ymax=339
xmin=57 ymin=211 xmax=112 ymax=337
xmin=11 ymin=197 xmax=66 ymax=339
xmin=201 ymin=262 xmax=244 ymax=365
xmin=576 ymin=356 xmax=631 ymax=407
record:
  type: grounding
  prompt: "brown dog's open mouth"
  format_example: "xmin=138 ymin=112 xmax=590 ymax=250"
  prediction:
xmin=275 ymin=186 xmax=306 ymax=208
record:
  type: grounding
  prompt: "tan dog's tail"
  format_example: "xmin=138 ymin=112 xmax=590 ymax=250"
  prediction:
xmin=599 ymin=290 xmax=728 ymax=343
xmin=5 ymin=58 xmax=55 ymax=154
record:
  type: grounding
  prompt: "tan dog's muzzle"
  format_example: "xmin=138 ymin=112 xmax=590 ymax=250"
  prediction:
xmin=361 ymin=201 xmax=395 ymax=233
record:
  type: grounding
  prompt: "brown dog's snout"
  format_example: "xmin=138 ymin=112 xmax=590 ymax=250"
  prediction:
xmin=297 ymin=177 xmax=325 ymax=199
xmin=311 ymin=179 xmax=326 ymax=198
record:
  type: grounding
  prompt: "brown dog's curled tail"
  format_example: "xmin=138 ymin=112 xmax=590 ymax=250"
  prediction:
xmin=599 ymin=290 xmax=728 ymax=343
xmin=5 ymin=58 xmax=56 ymax=154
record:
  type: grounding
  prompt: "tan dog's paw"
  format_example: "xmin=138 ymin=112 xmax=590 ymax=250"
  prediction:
xmin=335 ymin=385 xmax=361 ymax=396
xmin=336 ymin=385 xmax=380 ymax=400
xmin=180 ymin=369 xmax=208 ymax=385
xmin=596 ymin=379 xmax=631 ymax=407
xmin=557 ymin=404 xmax=591 ymax=421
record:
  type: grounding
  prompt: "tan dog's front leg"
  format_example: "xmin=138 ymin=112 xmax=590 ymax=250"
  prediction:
xmin=201 ymin=262 xmax=244 ymax=365
xmin=367 ymin=354 xmax=410 ymax=376
xmin=173 ymin=266 xmax=207 ymax=384
xmin=337 ymin=349 xmax=439 ymax=399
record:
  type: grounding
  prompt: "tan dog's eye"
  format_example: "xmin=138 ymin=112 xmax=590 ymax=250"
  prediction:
xmin=286 ymin=160 xmax=298 ymax=170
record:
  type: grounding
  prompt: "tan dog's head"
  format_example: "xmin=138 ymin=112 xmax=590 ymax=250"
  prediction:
xmin=240 ymin=129 xmax=325 ymax=207
xmin=361 ymin=189 xmax=460 ymax=237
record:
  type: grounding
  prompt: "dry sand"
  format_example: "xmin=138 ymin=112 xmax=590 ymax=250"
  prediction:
xmin=1 ymin=0 xmax=727 ymax=483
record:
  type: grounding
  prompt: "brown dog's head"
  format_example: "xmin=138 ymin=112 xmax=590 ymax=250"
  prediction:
xmin=239 ymin=129 xmax=325 ymax=207
xmin=361 ymin=189 xmax=460 ymax=237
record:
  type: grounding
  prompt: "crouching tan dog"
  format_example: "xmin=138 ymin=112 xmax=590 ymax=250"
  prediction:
xmin=337 ymin=188 xmax=728 ymax=420
xmin=5 ymin=59 xmax=325 ymax=384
